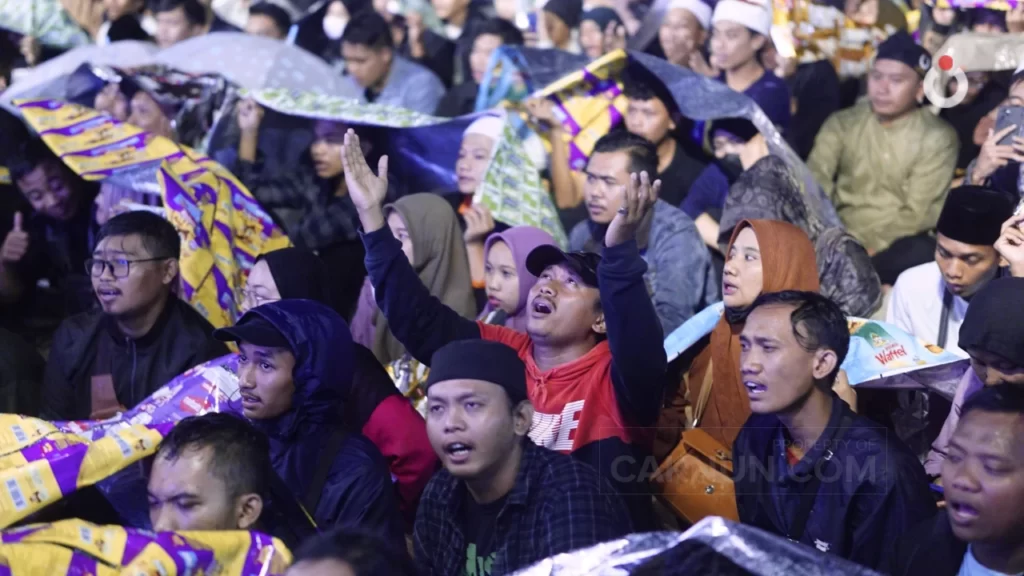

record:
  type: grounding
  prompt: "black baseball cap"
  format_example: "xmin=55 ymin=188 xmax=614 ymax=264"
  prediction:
xmin=214 ymin=315 xmax=290 ymax=349
xmin=525 ymin=245 xmax=600 ymax=287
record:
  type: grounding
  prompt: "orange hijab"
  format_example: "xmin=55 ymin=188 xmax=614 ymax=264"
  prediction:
xmin=703 ymin=219 xmax=820 ymax=443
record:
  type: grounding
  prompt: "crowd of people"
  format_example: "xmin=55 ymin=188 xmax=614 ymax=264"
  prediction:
xmin=3 ymin=0 xmax=1024 ymax=574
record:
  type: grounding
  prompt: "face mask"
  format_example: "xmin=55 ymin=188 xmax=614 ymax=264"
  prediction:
xmin=719 ymin=154 xmax=745 ymax=180
xmin=323 ymin=15 xmax=348 ymax=40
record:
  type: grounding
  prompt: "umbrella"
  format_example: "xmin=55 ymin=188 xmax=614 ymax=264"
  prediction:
xmin=153 ymin=32 xmax=350 ymax=94
xmin=0 ymin=0 xmax=91 ymax=49
xmin=0 ymin=40 xmax=159 ymax=109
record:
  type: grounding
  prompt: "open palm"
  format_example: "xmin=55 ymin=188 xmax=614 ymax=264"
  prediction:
xmin=341 ymin=129 xmax=389 ymax=213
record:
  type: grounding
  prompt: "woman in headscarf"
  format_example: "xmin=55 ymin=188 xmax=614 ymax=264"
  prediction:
xmin=655 ymin=218 xmax=820 ymax=457
xmin=243 ymin=247 xmax=438 ymax=525
xmin=351 ymin=193 xmax=477 ymax=364
xmin=718 ymin=155 xmax=883 ymax=318
xmin=475 ymin=226 xmax=557 ymax=331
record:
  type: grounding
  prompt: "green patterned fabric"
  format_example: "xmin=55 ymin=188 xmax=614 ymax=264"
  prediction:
xmin=0 ymin=0 xmax=91 ymax=49
xmin=248 ymin=89 xmax=569 ymax=247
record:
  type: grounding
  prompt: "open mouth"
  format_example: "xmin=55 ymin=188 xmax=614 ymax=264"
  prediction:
xmin=96 ymin=287 xmax=121 ymax=301
xmin=948 ymin=501 xmax=980 ymax=524
xmin=532 ymin=296 xmax=554 ymax=315
xmin=744 ymin=381 xmax=767 ymax=395
xmin=240 ymin=392 xmax=261 ymax=405
xmin=723 ymin=281 xmax=737 ymax=296
xmin=443 ymin=442 xmax=473 ymax=463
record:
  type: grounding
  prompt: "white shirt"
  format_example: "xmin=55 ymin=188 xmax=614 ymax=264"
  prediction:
xmin=886 ymin=261 xmax=969 ymax=357
xmin=958 ymin=547 xmax=1024 ymax=576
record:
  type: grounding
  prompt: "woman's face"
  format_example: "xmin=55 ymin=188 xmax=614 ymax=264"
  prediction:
xmin=969 ymin=348 xmax=1024 ymax=388
xmin=310 ymin=121 xmax=347 ymax=180
xmin=579 ymin=20 xmax=605 ymax=59
xmin=470 ymin=33 xmax=503 ymax=84
xmin=94 ymin=83 xmax=129 ymax=121
xmin=456 ymin=133 xmax=496 ymax=194
xmin=237 ymin=342 xmax=296 ymax=420
xmin=722 ymin=226 xmax=763 ymax=308
xmin=127 ymin=92 xmax=172 ymax=138
xmin=241 ymin=259 xmax=282 ymax=314
xmin=544 ymin=12 xmax=571 ymax=48
xmin=485 ymin=240 xmax=520 ymax=314
xmin=387 ymin=211 xmax=415 ymax=264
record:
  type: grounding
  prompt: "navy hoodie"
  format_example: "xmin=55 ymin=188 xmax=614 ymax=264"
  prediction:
xmin=244 ymin=300 xmax=405 ymax=550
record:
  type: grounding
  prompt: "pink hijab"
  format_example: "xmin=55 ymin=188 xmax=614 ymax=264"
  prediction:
xmin=478 ymin=226 xmax=557 ymax=332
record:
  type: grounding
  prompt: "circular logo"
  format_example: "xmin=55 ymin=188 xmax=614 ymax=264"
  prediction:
xmin=923 ymin=54 xmax=968 ymax=109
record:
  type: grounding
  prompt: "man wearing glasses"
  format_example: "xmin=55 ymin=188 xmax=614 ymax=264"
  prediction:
xmin=41 ymin=211 xmax=227 ymax=421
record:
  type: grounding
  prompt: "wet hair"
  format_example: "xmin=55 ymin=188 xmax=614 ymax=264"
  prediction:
xmin=8 ymin=138 xmax=60 ymax=183
xmin=292 ymin=529 xmax=417 ymax=575
xmin=151 ymin=0 xmax=207 ymax=27
xmin=961 ymin=384 xmax=1024 ymax=421
xmin=95 ymin=210 xmax=182 ymax=260
xmin=341 ymin=11 xmax=393 ymax=50
xmin=155 ymin=413 xmax=272 ymax=499
xmin=249 ymin=2 xmax=293 ymax=35
xmin=589 ymin=130 xmax=659 ymax=179
xmin=748 ymin=290 xmax=850 ymax=385
xmin=472 ymin=18 xmax=525 ymax=46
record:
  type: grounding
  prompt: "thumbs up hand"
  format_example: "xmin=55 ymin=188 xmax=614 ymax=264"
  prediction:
xmin=1 ymin=213 xmax=30 ymax=264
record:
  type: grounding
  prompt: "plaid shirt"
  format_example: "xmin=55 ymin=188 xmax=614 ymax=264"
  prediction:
xmin=235 ymin=157 xmax=360 ymax=250
xmin=413 ymin=440 xmax=633 ymax=576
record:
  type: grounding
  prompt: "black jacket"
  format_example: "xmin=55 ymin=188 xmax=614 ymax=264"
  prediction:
xmin=41 ymin=297 xmax=227 ymax=421
xmin=246 ymin=300 xmax=405 ymax=551
xmin=733 ymin=394 xmax=937 ymax=571
xmin=882 ymin=510 xmax=967 ymax=576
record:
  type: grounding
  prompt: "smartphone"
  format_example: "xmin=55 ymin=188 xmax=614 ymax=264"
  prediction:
xmin=993 ymin=105 xmax=1024 ymax=146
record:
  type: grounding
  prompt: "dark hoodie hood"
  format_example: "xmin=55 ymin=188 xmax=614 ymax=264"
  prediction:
xmin=242 ymin=299 xmax=354 ymax=440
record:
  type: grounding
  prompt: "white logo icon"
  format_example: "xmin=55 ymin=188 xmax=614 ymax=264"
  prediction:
xmin=923 ymin=54 xmax=969 ymax=109
xmin=814 ymin=539 xmax=831 ymax=553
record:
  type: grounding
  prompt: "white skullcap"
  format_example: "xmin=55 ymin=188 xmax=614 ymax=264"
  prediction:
xmin=463 ymin=115 xmax=504 ymax=142
xmin=712 ymin=0 xmax=773 ymax=36
xmin=668 ymin=0 xmax=712 ymax=30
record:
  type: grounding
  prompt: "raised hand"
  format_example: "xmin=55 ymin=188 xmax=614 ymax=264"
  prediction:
xmin=340 ymin=129 xmax=390 ymax=231
xmin=603 ymin=21 xmax=627 ymax=54
xmin=236 ymin=99 xmax=265 ymax=135
xmin=605 ymin=171 xmax=660 ymax=248
xmin=1 ymin=213 xmax=30 ymax=264
xmin=971 ymin=126 xmax=1024 ymax=185
xmin=995 ymin=212 xmax=1024 ymax=278
xmin=463 ymin=204 xmax=496 ymax=244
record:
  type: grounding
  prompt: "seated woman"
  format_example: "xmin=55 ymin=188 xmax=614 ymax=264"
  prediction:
xmin=242 ymin=247 xmax=438 ymax=523
xmin=448 ymin=115 xmax=504 ymax=216
xmin=467 ymin=226 xmax=557 ymax=331
xmin=214 ymin=300 xmax=405 ymax=548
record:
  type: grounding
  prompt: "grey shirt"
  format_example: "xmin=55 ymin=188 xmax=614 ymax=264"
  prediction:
xmin=339 ymin=55 xmax=446 ymax=115
xmin=569 ymin=199 xmax=720 ymax=334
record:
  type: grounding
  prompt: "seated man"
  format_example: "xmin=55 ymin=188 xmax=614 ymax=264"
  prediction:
xmin=808 ymin=31 xmax=958 ymax=285
xmin=340 ymin=129 xmax=667 ymax=530
xmin=148 ymin=413 xmax=269 ymax=532
xmin=568 ymin=131 xmax=717 ymax=334
xmin=733 ymin=290 xmax=936 ymax=570
xmin=245 ymin=2 xmax=291 ymax=40
xmin=887 ymin=185 xmax=1016 ymax=356
xmin=886 ymin=385 xmax=1024 ymax=576
xmin=153 ymin=0 xmax=208 ymax=49
xmin=41 ymin=211 xmax=228 ymax=421
xmin=2 ymin=139 xmax=98 ymax=328
xmin=339 ymin=11 xmax=445 ymax=115
xmin=415 ymin=340 xmax=632 ymax=575
xmin=213 ymin=299 xmax=404 ymax=550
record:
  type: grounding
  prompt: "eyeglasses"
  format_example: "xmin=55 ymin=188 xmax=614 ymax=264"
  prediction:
xmin=240 ymin=288 xmax=280 ymax=309
xmin=85 ymin=257 xmax=170 ymax=279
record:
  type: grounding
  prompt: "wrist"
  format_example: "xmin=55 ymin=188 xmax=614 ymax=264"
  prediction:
xmin=1011 ymin=262 xmax=1024 ymax=278
xmin=358 ymin=207 xmax=386 ymax=233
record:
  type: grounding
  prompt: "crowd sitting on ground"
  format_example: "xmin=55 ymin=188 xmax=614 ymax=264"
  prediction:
xmin=4 ymin=0 xmax=1024 ymax=574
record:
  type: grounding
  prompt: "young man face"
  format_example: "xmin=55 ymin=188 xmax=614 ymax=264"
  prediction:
xmin=156 ymin=5 xmax=204 ymax=49
xmin=90 ymin=233 xmax=177 ymax=318
xmin=426 ymin=378 xmax=532 ymax=480
xmin=935 ymin=233 xmax=1000 ymax=299
xmin=867 ymin=59 xmax=923 ymax=120
xmin=579 ymin=20 xmax=606 ymax=59
xmin=237 ymin=342 xmax=296 ymax=419
xmin=967 ymin=348 xmax=1024 ymax=388
xmin=625 ymin=97 xmax=675 ymax=150
xmin=341 ymin=43 xmax=392 ymax=91
xmin=470 ymin=33 xmax=504 ymax=84
xmin=16 ymin=160 xmax=82 ymax=222
xmin=148 ymin=445 xmax=262 ymax=532
xmin=246 ymin=14 xmax=286 ymax=39
xmin=740 ymin=303 xmax=838 ymax=414
xmin=583 ymin=150 xmax=632 ymax=225
xmin=710 ymin=21 xmax=764 ymax=72
xmin=659 ymin=8 xmax=703 ymax=67
xmin=526 ymin=263 xmax=604 ymax=346
xmin=943 ymin=410 xmax=1024 ymax=545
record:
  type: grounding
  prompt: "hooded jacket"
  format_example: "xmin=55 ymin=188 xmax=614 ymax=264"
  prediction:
xmin=243 ymin=300 xmax=404 ymax=550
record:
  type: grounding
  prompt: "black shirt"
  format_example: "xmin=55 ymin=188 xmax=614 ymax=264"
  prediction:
xmin=657 ymin=139 xmax=707 ymax=208
xmin=462 ymin=494 xmax=507 ymax=575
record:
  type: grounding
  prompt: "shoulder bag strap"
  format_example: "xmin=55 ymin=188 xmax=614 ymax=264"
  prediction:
xmin=786 ymin=411 xmax=856 ymax=542
xmin=301 ymin=428 xmax=349 ymax=520
xmin=692 ymin=359 xmax=715 ymax=428
xmin=937 ymin=290 xmax=954 ymax=350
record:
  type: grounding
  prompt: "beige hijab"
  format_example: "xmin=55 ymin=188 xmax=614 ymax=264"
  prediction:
xmin=372 ymin=193 xmax=477 ymax=363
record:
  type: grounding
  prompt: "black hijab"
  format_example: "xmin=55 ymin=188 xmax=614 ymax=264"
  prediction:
xmin=959 ymin=277 xmax=1024 ymax=366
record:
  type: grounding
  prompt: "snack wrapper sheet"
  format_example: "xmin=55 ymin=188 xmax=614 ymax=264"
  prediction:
xmin=247 ymin=89 xmax=568 ymax=248
xmin=14 ymin=98 xmax=291 ymax=328
xmin=0 ymin=518 xmax=291 ymax=575
xmin=0 ymin=355 xmax=241 ymax=530
xmin=925 ymin=0 xmax=1018 ymax=8
xmin=663 ymin=305 xmax=968 ymax=398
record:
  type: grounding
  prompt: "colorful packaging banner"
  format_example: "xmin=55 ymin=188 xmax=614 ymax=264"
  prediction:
xmin=0 ymin=519 xmax=290 ymax=575
xmin=925 ymin=0 xmax=1018 ymax=8
xmin=14 ymin=98 xmax=291 ymax=328
xmin=0 ymin=355 xmax=241 ymax=529
xmin=662 ymin=304 xmax=968 ymax=397
xmin=247 ymin=89 xmax=569 ymax=248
